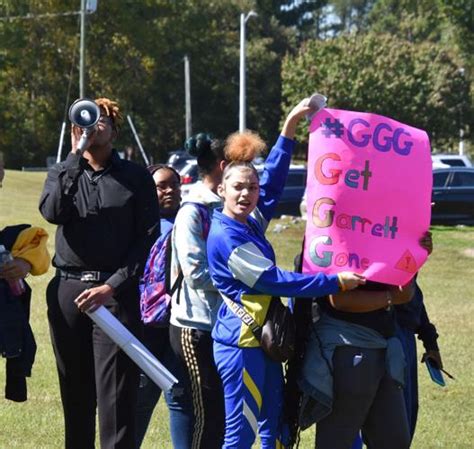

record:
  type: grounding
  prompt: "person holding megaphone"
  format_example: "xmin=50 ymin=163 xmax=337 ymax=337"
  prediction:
xmin=39 ymin=98 xmax=160 ymax=449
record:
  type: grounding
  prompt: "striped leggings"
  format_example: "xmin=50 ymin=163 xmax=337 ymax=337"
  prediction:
xmin=169 ymin=324 xmax=225 ymax=449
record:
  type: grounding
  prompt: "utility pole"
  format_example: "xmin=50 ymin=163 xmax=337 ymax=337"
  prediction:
xmin=79 ymin=0 xmax=86 ymax=97
xmin=239 ymin=11 xmax=257 ymax=132
xmin=239 ymin=13 xmax=246 ymax=133
xmin=184 ymin=55 xmax=192 ymax=140
xmin=0 ymin=1 xmax=98 ymax=161
xmin=458 ymin=67 xmax=465 ymax=156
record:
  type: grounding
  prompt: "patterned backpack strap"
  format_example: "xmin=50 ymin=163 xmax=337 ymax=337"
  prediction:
xmin=166 ymin=237 xmax=183 ymax=297
xmin=181 ymin=202 xmax=211 ymax=239
xmin=139 ymin=225 xmax=173 ymax=325
xmin=197 ymin=203 xmax=211 ymax=239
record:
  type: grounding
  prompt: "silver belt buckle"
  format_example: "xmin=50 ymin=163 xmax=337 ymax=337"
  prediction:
xmin=80 ymin=271 xmax=100 ymax=282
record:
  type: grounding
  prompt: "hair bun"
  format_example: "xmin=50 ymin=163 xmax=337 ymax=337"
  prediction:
xmin=185 ymin=132 xmax=212 ymax=157
xmin=225 ymin=131 xmax=266 ymax=163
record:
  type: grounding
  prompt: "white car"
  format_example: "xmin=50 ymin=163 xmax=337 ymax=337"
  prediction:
xmin=179 ymin=159 xmax=200 ymax=200
xmin=432 ymin=154 xmax=472 ymax=168
xmin=300 ymin=190 xmax=308 ymax=220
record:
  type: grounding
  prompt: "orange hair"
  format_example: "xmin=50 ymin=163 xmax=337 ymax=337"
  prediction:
xmin=95 ymin=97 xmax=123 ymax=131
xmin=224 ymin=131 xmax=266 ymax=163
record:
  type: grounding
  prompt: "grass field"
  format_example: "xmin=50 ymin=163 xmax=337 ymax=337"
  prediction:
xmin=0 ymin=169 xmax=473 ymax=449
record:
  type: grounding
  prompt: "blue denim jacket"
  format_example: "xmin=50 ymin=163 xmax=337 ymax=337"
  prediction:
xmin=297 ymin=313 xmax=406 ymax=429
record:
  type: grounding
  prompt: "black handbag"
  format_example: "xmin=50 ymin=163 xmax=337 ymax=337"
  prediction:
xmin=222 ymin=295 xmax=296 ymax=363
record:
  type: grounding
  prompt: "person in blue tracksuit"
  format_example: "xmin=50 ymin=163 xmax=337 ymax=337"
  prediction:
xmin=207 ymin=99 xmax=365 ymax=449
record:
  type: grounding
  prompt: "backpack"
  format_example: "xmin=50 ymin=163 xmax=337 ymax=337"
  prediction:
xmin=139 ymin=202 xmax=211 ymax=326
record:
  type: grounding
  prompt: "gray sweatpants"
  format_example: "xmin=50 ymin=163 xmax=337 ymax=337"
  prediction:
xmin=315 ymin=346 xmax=411 ymax=449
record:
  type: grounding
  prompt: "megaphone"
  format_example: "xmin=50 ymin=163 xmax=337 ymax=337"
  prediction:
xmin=68 ymin=98 xmax=101 ymax=152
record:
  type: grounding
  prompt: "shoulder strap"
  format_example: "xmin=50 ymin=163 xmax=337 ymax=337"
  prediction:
xmin=163 ymin=231 xmax=173 ymax=291
xmin=221 ymin=294 xmax=263 ymax=341
xmin=169 ymin=268 xmax=183 ymax=297
xmin=164 ymin=230 xmax=184 ymax=301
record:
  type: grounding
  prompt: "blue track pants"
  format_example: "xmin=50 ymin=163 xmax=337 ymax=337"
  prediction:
xmin=214 ymin=342 xmax=286 ymax=449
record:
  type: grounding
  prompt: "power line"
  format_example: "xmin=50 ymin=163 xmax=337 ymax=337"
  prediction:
xmin=0 ymin=10 xmax=84 ymax=22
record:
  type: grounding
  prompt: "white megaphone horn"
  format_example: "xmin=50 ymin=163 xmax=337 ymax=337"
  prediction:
xmin=68 ymin=98 xmax=101 ymax=153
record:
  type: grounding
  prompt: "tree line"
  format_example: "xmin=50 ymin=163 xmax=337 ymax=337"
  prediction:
xmin=0 ymin=0 xmax=472 ymax=168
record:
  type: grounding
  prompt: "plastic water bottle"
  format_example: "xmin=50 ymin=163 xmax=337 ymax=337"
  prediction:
xmin=0 ymin=244 xmax=26 ymax=296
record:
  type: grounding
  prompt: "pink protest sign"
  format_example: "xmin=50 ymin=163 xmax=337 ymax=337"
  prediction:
xmin=302 ymin=108 xmax=432 ymax=285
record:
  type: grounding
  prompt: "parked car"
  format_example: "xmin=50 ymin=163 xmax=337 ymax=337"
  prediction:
xmin=180 ymin=161 xmax=307 ymax=217
xmin=432 ymin=167 xmax=474 ymax=225
xmin=432 ymin=154 xmax=472 ymax=168
xmin=179 ymin=159 xmax=200 ymax=199
xmin=256 ymin=164 xmax=307 ymax=217
xmin=167 ymin=150 xmax=195 ymax=172
xmin=300 ymin=167 xmax=474 ymax=225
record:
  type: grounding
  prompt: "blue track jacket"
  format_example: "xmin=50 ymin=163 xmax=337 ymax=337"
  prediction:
xmin=207 ymin=136 xmax=340 ymax=348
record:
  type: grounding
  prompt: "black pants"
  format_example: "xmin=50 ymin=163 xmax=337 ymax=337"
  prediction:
xmin=316 ymin=346 xmax=411 ymax=449
xmin=169 ymin=324 xmax=225 ymax=449
xmin=46 ymin=276 xmax=141 ymax=449
xmin=135 ymin=326 xmax=193 ymax=449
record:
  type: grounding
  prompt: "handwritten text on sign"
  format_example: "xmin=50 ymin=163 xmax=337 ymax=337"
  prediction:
xmin=302 ymin=109 xmax=432 ymax=285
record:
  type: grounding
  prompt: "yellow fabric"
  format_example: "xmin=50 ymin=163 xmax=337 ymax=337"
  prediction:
xmin=243 ymin=368 xmax=262 ymax=411
xmin=276 ymin=438 xmax=285 ymax=449
xmin=11 ymin=227 xmax=50 ymax=275
xmin=238 ymin=294 xmax=272 ymax=347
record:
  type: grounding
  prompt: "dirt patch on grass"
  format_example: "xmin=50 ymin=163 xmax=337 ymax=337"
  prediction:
xmin=462 ymin=248 xmax=474 ymax=258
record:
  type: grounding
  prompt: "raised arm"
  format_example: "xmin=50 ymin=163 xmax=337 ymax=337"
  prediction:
xmin=280 ymin=98 xmax=318 ymax=140
xmin=39 ymin=153 xmax=84 ymax=224
xmin=257 ymin=98 xmax=322 ymax=225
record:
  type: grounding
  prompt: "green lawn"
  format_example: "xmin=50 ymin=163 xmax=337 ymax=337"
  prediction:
xmin=1 ymin=169 xmax=473 ymax=448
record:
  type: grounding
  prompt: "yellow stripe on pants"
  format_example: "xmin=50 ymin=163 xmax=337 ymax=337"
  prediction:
xmin=243 ymin=368 xmax=263 ymax=411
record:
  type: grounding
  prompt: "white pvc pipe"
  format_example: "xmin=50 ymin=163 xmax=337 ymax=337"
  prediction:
xmin=56 ymin=121 xmax=67 ymax=163
xmin=87 ymin=306 xmax=177 ymax=390
xmin=127 ymin=114 xmax=150 ymax=166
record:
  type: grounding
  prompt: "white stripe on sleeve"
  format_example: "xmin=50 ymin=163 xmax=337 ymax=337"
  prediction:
xmin=228 ymin=242 xmax=273 ymax=288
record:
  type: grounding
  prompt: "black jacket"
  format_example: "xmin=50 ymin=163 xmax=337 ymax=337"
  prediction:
xmin=395 ymin=281 xmax=439 ymax=351
xmin=0 ymin=225 xmax=37 ymax=402
xmin=39 ymin=151 xmax=160 ymax=295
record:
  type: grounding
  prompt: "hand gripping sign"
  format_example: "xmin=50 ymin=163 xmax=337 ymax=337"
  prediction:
xmin=302 ymin=108 xmax=432 ymax=285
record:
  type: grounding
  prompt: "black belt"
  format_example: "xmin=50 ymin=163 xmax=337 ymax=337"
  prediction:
xmin=56 ymin=269 xmax=114 ymax=283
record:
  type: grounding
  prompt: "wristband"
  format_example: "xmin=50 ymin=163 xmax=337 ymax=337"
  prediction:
xmin=385 ymin=291 xmax=393 ymax=311
xmin=337 ymin=274 xmax=347 ymax=292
